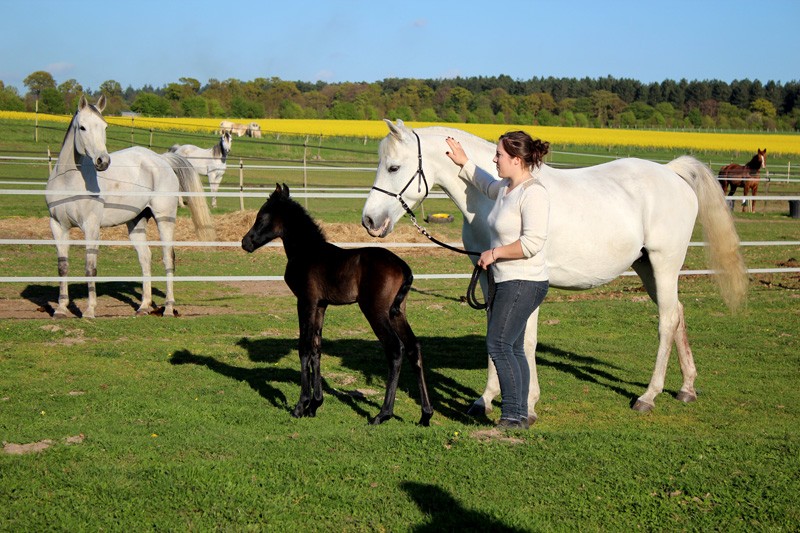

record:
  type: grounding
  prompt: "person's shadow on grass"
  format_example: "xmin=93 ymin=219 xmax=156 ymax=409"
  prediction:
xmin=401 ymin=481 xmax=529 ymax=532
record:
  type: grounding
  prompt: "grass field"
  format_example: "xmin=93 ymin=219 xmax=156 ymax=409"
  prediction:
xmin=1 ymin=116 xmax=799 ymax=530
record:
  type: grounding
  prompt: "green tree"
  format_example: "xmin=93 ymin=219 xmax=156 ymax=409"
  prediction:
xmin=0 ymin=83 xmax=24 ymax=111
xmin=130 ymin=92 xmax=171 ymax=116
xmin=750 ymin=98 xmax=777 ymax=118
xmin=39 ymin=87 xmax=66 ymax=114
xmin=58 ymin=79 xmax=83 ymax=112
xmin=181 ymin=96 xmax=208 ymax=117
xmin=23 ymin=71 xmax=56 ymax=94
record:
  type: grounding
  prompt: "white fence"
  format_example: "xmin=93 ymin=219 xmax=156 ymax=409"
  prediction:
xmin=1 ymin=154 xmax=799 ymax=285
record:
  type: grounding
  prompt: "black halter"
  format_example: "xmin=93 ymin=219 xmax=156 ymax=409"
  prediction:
xmin=370 ymin=130 xmax=429 ymax=215
xmin=369 ymin=130 xmax=493 ymax=310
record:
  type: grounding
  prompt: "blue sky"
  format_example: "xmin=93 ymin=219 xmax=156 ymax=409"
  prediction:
xmin=2 ymin=0 xmax=798 ymax=93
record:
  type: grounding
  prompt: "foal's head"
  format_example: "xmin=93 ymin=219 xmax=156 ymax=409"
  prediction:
xmin=241 ymin=183 xmax=325 ymax=253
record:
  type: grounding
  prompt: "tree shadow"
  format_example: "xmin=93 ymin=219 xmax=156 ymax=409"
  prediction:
xmin=400 ymin=482 xmax=529 ymax=532
xmin=20 ymin=282 xmax=165 ymax=317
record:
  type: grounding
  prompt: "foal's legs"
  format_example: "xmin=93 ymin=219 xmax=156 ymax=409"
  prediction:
xmin=49 ymin=219 xmax=71 ymax=318
xmin=393 ymin=312 xmax=433 ymax=426
xmin=367 ymin=315 xmax=405 ymax=425
xmin=293 ymin=301 xmax=326 ymax=418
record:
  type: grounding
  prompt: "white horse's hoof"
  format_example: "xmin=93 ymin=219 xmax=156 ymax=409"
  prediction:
xmin=632 ymin=399 xmax=654 ymax=412
xmin=676 ymin=390 xmax=697 ymax=403
xmin=82 ymin=311 xmax=95 ymax=319
xmin=466 ymin=399 xmax=492 ymax=417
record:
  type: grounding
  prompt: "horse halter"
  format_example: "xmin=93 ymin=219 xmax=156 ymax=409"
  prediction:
xmin=370 ymin=130 xmax=429 ymax=218
xmin=369 ymin=130 xmax=493 ymax=310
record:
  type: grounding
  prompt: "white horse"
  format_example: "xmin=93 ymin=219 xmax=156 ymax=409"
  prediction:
xmin=170 ymin=132 xmax=232 ymax=208
xmin=362 ymin=120 xmax=748 ymax=423
xmin=246 ymin=122 xmax=262 ymax=138
xmin=45 ymin=95 xmax=216 ymax=318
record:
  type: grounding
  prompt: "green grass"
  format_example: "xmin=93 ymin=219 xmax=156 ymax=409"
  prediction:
xmin=1 ymin=280 xmax=798 ymax=530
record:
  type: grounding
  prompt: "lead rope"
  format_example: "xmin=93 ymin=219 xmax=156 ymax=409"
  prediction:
xmin=404 ymin=205 xmax=494 ymax=310
xmin=371 ymin=130 xmax=494 ymax=310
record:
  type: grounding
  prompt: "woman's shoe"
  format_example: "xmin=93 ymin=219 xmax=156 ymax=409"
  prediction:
xmin=496 ymin=418 xmax=525 ymax=430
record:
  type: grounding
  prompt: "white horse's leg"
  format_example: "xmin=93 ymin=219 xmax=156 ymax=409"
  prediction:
xmin=209 ymin=171 xmax=221 ymax=209
xmin=49 ymin=219 xmax=71 ymax=318
xmin=154 ymin=216 xmax=177 ymax=317
xmin=631 ymin=255 xmax=683 ymax=411
xmin=81 ymin=225 xmax=100 ymax=319
xmin=523 ymin=307 xmax=541 ymax=424
xmin=673 ymin=301 xmax=697 ymax=403
xmin=127 ymin=216 xmax=153 ymax=315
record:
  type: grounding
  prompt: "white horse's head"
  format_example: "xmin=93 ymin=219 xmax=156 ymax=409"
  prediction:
xmin=73 ymin=95 xmax=110 ymax=171
xmin=362 ymin=119 xmax=429 ymax=237
xmin=221 ymin=131 xmax=233 ymax=154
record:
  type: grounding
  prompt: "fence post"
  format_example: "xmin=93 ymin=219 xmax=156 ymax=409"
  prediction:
xmin=303 ymin=136 xmax=309 ymax=209
xmin=239 ymin=159 xmax=244 ymax=211
xmin=47 ymin=147 xmax=52 ymax=174
xmin=149 ymin=129 xmax=154 ymax=148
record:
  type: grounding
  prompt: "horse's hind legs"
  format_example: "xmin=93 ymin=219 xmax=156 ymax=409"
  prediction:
xmin=49 ymin=220 xmax=71 ymax=318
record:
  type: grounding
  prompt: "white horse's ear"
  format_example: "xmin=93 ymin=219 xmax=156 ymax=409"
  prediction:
xmin=383 ymin=118 xmax=411 ymax=142
xmin=95 ymin=95 xmax=106 ymax=113
xmin=78 ymin=95 xmax=88 ymax=111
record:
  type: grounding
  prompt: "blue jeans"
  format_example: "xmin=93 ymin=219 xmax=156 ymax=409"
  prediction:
xmin=486 ymin=279 xmax=549 ymax=421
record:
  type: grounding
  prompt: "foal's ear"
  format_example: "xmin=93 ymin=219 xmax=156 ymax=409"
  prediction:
xmin=281 ymin=183 xmax=290 ymax=197
xmin=273 ymin=183 xmax=282 ymax=196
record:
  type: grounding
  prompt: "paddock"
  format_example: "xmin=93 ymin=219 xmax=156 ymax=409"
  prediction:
xmin=1 ymin=120 xmax=799 ymax=530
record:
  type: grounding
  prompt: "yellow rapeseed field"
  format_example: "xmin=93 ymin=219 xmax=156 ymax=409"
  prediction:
xmin=3 ymin=111 xmax=797 ymax=155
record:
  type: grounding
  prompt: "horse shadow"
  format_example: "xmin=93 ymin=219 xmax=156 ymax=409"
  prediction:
xmin=20 ymin=282 xmax=165 ymax=317
xmin=400 ymin=482 xmax=529 ymax=532
xmin=179 ymin=332 xmax=648 ymax=424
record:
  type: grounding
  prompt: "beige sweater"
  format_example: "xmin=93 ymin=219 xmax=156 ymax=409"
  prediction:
xmin=459 ymin=160 xmax=550 ymax=282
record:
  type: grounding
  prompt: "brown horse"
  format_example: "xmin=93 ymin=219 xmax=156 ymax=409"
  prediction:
xmin=242 ymin=184 xmax=433 ymax=426
xmin=718 ymin=148 xmax=767 ymax=212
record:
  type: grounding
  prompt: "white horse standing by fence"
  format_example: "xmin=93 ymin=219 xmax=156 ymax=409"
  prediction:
xmin=170 ymin=132 xmax=232 ymax=208
xmin=45 ymin=95 xmax=216 ymax=318
xmin=362 ymin=120 xmax=748 ymax=424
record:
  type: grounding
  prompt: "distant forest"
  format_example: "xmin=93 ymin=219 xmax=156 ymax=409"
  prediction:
xmin=3 ymin=71 xmax=800 ymax=132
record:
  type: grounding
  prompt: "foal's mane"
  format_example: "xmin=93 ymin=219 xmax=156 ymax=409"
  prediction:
xmin=272 ymin=193 xmax=327 ymax=246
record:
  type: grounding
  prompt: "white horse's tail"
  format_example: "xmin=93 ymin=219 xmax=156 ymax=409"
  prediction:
xmin=667 ymin=156 xmax=748 ymax=311
xmin=162 ymin=152 xmax=216 ymax=242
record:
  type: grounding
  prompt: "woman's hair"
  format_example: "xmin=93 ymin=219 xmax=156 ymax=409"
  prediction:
xmin=499 ymin=131 xmax=550 ymax=170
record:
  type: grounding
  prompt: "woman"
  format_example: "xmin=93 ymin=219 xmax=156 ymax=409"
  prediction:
xmin=445 ymin=131 xmax=550 ymax=430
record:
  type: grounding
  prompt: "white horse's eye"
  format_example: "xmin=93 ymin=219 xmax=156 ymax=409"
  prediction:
xmin=79 ymin=126 xmax=86 ymax=131
xmin=388 ymin=165 xmax=400 ymax=173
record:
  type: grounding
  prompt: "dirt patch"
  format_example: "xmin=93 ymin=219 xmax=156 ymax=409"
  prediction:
xmin=2 ymin=434 xmax=84 ymax=455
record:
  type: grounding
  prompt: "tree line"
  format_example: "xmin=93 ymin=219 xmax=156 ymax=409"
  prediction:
xmin=3 ymin=71 xmax=799 ymax=132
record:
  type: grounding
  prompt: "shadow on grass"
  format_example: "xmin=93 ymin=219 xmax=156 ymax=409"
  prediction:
xmin=235 ymin=334 xmax=489 ymax=424
xmin=401 ymin=482 xmax=528 ymax=532
xmin=173 ymin=331 xmax=647 ymax=425
xmin=21 ymin=282 xmax=164 ymax=317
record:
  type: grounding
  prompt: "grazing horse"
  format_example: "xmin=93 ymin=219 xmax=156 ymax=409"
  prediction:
xmin=246 ymin=122 xmax=262 ymax=138
xmin=170 ymin=132 xmax=233 ymax=208
xmin=718 ymin=149 xmax=767 ymax=212
xmin=45 ymin=95 xmax=216 ymax=318
xmin=362 ymin=120 xmax=748 ymax=424
xmin=242 ymin=183 xmax=433 ymax=425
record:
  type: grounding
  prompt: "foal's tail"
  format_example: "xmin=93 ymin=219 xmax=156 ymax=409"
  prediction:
xmin=390 ymin=260 xmax=414 ymax=318
xmin=162 ymin=152 xmax=216 ymax=241
xmin=667 ymin=156 xmax=748 ymax=311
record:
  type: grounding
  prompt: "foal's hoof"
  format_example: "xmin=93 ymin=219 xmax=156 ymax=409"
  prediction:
xmin=632 ymin=399 xmax=655 ymax=412
xmin=419 ymin=410 xmax=433 ymax=427
xmin=369 ymin=412 xmax=392 ymax=425
xmin=676 ymin=390 xmax=697 ymax=403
